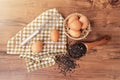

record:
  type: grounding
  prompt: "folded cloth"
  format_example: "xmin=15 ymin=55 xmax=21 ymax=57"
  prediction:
xmin=7 ymin=8 xmax=67 ymax=72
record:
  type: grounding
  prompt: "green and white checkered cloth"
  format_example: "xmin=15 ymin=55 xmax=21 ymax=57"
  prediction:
xmin=7 ymin=8 xmax=67 ymax=72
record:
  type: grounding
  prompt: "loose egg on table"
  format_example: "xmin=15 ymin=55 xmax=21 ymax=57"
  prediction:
xmin=50 ymin=28 xmax=60 ymax=42
xmin=32 ymin=41 xmax=43 ymax=53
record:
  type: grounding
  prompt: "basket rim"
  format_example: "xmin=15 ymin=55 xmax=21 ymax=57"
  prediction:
xmin=63 ymin=13 xmax=91 ymax=40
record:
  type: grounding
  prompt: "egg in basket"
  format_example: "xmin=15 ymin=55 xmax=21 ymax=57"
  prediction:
xmin=63 ymin=13 xmax=91 ymax=40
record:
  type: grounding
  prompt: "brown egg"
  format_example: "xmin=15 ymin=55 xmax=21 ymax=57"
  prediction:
xmin=50 ymin=29 xmax=60 ymax=42
xmin=32 ymin=41 xmax=43 ymax=53
xmin=79 ymin=16 xmax=89 ymax=29
xmin=68 ymin=15 xmax=79 ymax=24
xmin=69 ymin=20 xmax=82 ymax=31
xmin=68 ymin=29 xmax=81 ymax=38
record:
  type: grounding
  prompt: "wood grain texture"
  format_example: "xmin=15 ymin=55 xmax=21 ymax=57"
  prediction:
xmin=0 ymin=0 xmax=120 ymax=80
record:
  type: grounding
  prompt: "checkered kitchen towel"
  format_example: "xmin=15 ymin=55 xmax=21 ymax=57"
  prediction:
xmin=7 ymin=8 xmax=67 ymax=72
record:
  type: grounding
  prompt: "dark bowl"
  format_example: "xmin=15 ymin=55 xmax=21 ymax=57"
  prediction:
xmin=68 ymin=43 xmax=87 ymax=59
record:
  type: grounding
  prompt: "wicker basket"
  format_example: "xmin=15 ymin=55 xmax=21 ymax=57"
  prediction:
xmin=63 ymin=13 xmax=91 ymax=40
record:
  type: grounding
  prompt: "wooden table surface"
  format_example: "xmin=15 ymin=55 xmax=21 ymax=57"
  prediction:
xmin=0 ymin=0 xmax=120 ymax=80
